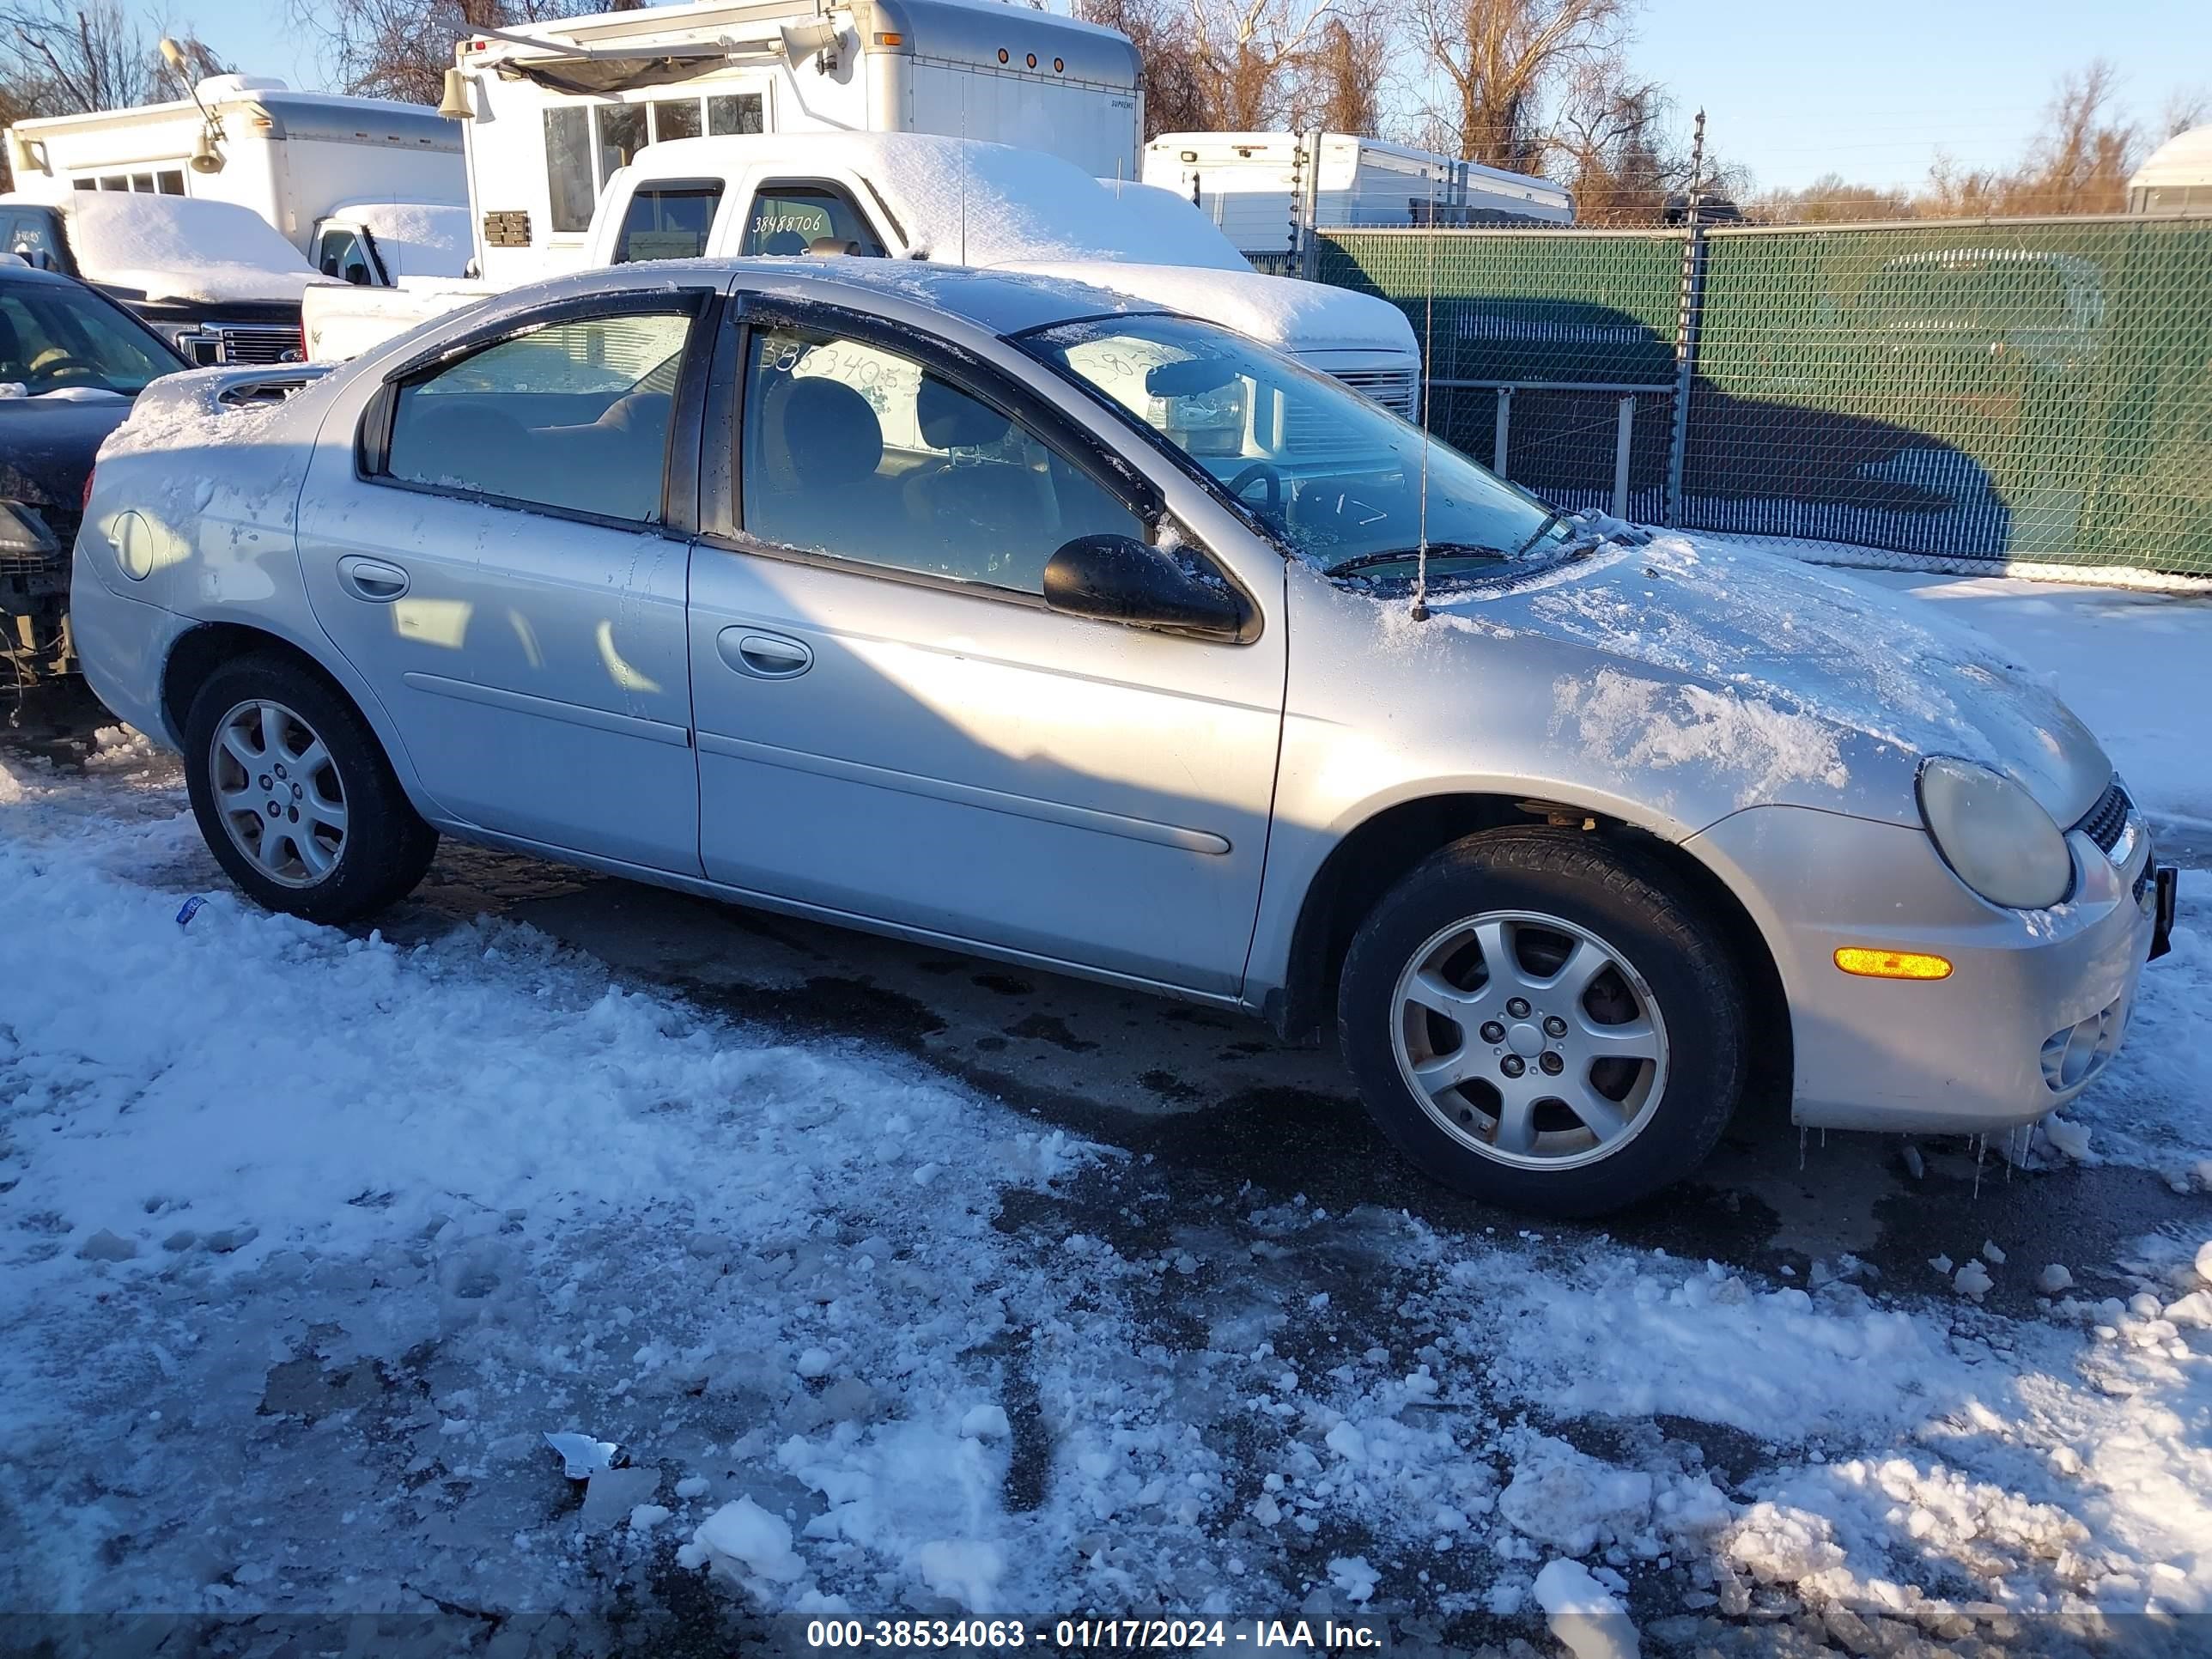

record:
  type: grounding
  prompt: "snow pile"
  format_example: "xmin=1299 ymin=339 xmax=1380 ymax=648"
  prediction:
xmin=1491 ymin=1251 xmax=1970 ymax=1442
xmin=1532 ymin=1558 xmax=1641 ymax=1659
xmin=0 ymin=743 xmax=1098 ymax=1616
xmin=1498 ymin=1437 xmax=1656 ymax=1556
xmin=63 ymin=192 xmax=335 ymax=304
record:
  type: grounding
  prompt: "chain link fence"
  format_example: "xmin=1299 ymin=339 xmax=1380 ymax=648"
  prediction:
xmin=1310 ymin=215 xmax=2212 ymax=577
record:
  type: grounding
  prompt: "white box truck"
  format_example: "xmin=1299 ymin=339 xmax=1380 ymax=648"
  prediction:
xmin=1144 ymin=131 xmax=1572 ymax=257
xmin=440 ymin=0 xmax=1145 ymax=289
xmin=3 ymin=76 xmax=470 ymax=284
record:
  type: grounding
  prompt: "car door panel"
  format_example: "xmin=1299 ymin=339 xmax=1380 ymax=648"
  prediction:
xmin=296 ymin=296 xmax=707 ymax=873
xmin=690 ymin=555 xmax=1281 ymax=992
xmin=687 ymin=300 xmax=1285 ymax=994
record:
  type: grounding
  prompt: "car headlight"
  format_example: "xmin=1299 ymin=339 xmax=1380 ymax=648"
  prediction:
xmin=0 ymin=501 xmax=59 ymax=557
xmin=1917 ymin=756 xmax=2073 ymax=910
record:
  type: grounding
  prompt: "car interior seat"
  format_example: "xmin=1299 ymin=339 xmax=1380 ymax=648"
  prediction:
xmin=751 ymin=374 xmax=885 ymax=553
xmin=900 ymin=376 xmax=1055 ymax=584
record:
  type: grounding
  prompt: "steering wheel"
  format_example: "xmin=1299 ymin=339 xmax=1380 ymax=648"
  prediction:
xmin=28 ymin=353 xmax=100 ymax=385
xmin=1226 ymin=461 xmax=1284 ymax=512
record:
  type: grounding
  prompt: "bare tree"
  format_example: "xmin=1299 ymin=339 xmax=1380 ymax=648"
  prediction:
xmin=1928 ymin=60 xmax=2142 ymax=217
xmin=2159 ymin=84 xmax=2209 ymax=142
xmin=0 ymin=1 xmax=223 ymax=185
xmin=1290 ymin=9 xmax=1389 ymax=136
xmin=1416 ymin=0 xmax=1624 ymax=171
xmin=1746 ymin=171 xmax=1917 ymax=226
xmin=1074 ymin=0 xmax=1206 ymax=138
xmin=1182 ymin=0 xmax=1338 ymax=131
xmin=1 ymin=0 xmax=210 ymax=112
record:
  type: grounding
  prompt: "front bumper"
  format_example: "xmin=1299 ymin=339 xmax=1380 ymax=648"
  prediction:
xmin=1689 ymin=801 xmax=2165 ymax=1134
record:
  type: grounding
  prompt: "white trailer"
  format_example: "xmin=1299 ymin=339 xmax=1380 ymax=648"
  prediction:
xmin=1142 ymin=131 xmax=1572 ymax=255
xmin=3 ymin=76 xmax=466 ymax=281
xmin=2128 ymin=125 xmax=2212 ymax=214
xmin=441 ymin=0 xmax=1144 ymax=289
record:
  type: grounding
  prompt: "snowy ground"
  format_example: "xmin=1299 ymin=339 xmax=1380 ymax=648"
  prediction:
xmin=3 ymin=571 xmax=2211 ymax=1657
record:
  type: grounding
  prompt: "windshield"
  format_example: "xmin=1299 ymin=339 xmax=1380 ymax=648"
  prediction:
xmin=1020 ymin=313 xmax=1571 ymax=577
xmin=0 ymin=282 xmax=178 ymax=397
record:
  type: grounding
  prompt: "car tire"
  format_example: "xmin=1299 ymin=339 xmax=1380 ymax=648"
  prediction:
xmin=183 ymin=653 xmax=436 ymax=925
xmin=1337 ymin=827 xmax=1748 ymax=1217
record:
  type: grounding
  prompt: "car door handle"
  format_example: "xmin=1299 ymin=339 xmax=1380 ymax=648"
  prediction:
xmin=337 ymin=556 xmax=410 ymax=602
xmin=718 ymin=628 xmax=813 ymax=679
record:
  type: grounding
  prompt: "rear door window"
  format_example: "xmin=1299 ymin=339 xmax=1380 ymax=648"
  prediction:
xmin=741 ymin=183 xmax=884 ymax=257
xmin=380 ymin=309 xmax=695 ymax=524
xmin=612 ymin=184 xmax=722 ymax=263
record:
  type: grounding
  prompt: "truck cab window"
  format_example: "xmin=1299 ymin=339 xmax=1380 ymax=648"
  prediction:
xmin=544 ymin=106 xmax=592 ymax=234
xmin=743 ymin=184 xmax=884 ymax=258
xmin=613 ymin=185 xmax=722 ymax=263
xmin=707 ymin=93 xmax=763 ymax=136
xmin=318 ymin=228 xmax=375 ymax=285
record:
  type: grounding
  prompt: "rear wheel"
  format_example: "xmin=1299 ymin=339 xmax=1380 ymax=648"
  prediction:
xmin=184 ymin=655 xmax=435 ymax=924
xmin=1338 ymin=828 xmax=1748 ymax=1216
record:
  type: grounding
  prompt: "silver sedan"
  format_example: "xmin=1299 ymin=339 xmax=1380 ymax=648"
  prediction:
xmin=70 ymin=259 xmax=2175 ymax=1214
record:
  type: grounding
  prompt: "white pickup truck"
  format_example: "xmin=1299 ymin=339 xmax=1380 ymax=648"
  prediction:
xmin=302 ymin=132 xmax=1422 ymax=413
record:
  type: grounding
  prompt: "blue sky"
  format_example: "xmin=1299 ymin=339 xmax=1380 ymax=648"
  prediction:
xmin=188 ymin=0 xmax=2211 ymax=194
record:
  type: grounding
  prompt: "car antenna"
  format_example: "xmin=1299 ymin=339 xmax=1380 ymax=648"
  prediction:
xmin=959 ymin=95 xmax=969 ymax=266
xmin=1410 ymin=167 xmax=1441 ymax=623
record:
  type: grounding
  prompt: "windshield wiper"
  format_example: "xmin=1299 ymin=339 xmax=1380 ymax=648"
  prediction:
xmin=1511 ymin=509 xmax=1565 ymax=558
xmin=1323 ymin=543 xmax=1510 ymax=578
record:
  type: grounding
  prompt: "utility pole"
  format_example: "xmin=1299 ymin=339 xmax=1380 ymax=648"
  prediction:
xmin=1663 ymin=108 xmax=1708 ymax=527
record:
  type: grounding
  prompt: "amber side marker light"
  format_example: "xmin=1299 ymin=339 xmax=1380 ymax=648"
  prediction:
xmin=1834 ymin=947 xmax=1954 ymax=981
xmin=873 ymin=30 xmax=902 ymax=44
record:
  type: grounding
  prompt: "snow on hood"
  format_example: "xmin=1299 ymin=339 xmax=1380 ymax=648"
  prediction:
xmin=1437 ymin=532 xmax=2114 ymax=823
xmin=64 ymin=193 xmax=335 ymax=306
xmin=326 ymin=199 xmax=471 ymax=280
xmin=1002 ymin=260 xmax=1419 ymax=356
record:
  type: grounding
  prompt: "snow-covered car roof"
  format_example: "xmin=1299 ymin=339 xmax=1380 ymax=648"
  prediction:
xmin=46 ymin=192 xmax=337 ymax=306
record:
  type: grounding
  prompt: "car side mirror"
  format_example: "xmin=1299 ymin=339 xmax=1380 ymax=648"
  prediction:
xmin=1042 ymin=534 xmax=1248 ymax=641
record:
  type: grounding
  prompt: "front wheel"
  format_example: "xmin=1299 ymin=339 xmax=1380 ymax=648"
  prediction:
xmin=1338 ymin=828 xmax=1749 ymax=1216
xmin=184 ymin=654 xmax=436 ymax=924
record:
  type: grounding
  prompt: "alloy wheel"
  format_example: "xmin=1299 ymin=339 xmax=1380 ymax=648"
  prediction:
xmin=207 ymin=698 xmax=349 ymax=889
xmin=1388 ymin=909 xmax=1669 ymax=1170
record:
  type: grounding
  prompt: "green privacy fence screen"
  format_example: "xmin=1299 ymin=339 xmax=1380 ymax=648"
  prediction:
xmin=1311 ymin=216 xmax=2212 ymax=576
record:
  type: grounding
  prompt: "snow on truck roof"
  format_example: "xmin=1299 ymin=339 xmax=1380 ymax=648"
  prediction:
xmin=617 ymin=137 xmax=1415 ymax=352
xmin=630 ymin=133 xmax=1248 ymax=270
xmin=53 ymin=193 xmax=334 ymax=305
